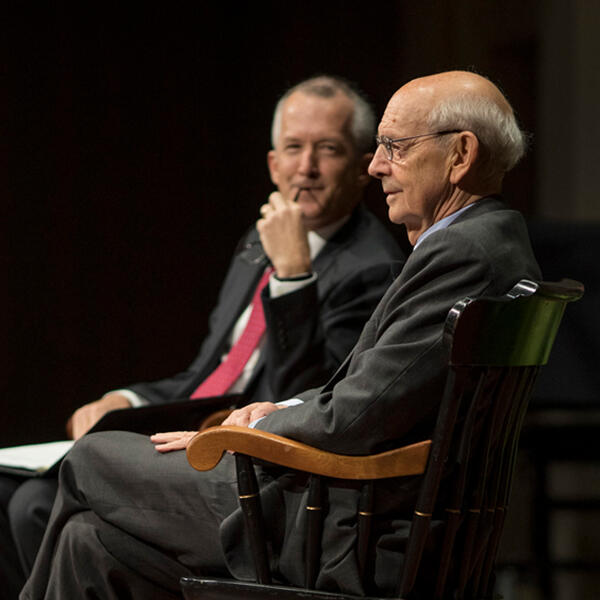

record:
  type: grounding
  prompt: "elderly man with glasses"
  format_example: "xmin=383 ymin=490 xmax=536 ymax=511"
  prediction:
xmin=20 ymin=71 xmax=540 ymax=600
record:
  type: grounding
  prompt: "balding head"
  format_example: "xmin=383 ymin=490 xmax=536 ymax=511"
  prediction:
xmin=399 ymin=71 xmax=512 ymax=113
xmin=386 ymin=71 xmax=526 ymax=187
xmin=369 ymin=71 xmax=526 ymax=245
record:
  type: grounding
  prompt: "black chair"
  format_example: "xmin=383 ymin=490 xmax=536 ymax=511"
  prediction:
xmin=181 ymin=279 xmax=584 ymax=600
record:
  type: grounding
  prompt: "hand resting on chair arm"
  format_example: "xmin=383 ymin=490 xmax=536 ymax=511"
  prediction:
xmin=150 ymin=401 xmax=285 ymax=453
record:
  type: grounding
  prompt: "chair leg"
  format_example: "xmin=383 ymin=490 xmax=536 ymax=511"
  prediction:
xmin=357 ymin=481 xmax=374 ymax=581
xmin=235 ymin=454 xmax=271 ymax=584
xmin=305 ymin=475 xmax=323 ymax=589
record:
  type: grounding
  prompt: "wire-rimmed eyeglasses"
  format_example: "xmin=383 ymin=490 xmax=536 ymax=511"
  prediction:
xmin=375 ymin=130 xmax=461 ymax=161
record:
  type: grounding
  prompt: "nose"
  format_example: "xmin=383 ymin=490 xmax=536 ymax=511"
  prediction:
xmin=368 ymin=144 xmax=390 ymax=179
xmin=298 ymin=147 xmax=319 ymax=177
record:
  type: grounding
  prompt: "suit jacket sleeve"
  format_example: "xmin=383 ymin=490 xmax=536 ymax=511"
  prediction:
xmin=256 ymin=208 xmax=541 ymax=455
xmin=260 ymin=257 xmax=400 ymax=401
xmin=127 ymin=208 xmax=404 ymax=406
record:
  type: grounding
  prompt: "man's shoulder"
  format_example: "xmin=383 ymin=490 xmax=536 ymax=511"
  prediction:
xmin=450 ymin=198 xmax=530 ymax=246
xmin=418 ymin=197 xmax=524 ymax=247
xmin=410 ymin=197 xmax=540 ymax=281
xmin=451 ymin=196 xmax=516 ymax=226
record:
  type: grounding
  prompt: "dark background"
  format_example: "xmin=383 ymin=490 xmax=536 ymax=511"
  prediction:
xmin=0 ymin=1 xmax=563 ymax=446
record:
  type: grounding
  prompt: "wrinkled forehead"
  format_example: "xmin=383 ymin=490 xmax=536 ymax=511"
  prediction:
xmin=378 ymin=87 xmax=433 ymax=136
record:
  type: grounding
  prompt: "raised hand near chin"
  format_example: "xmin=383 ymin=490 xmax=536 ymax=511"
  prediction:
xmin=257 ymin=190 xmax=312 ymax=278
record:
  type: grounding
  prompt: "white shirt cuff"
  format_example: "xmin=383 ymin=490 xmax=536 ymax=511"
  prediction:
xmin=268 ymin=273 xmax=317 ymax=298
xmin=248 ymin=397 xmax=304 ymax=428
xmin=107 ymin=389 xmax=149 ymax=408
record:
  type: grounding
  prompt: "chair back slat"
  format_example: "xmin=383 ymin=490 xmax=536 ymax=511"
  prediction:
xmin=400 ymin=279 xmax=583 ymax=599
xmin=182 ymin=279 xmax=584 ymax=600
xmin=396 ymin=368 xmax=464 ymax=597
xmin=446 ymin=279 xmax=582 ymax=367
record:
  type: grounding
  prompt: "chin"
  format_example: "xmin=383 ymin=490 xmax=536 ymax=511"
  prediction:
xmin=303 ymin=216 xmax=324 ymax=230
xmin=388 ymin=208 xmax=403 ymax=225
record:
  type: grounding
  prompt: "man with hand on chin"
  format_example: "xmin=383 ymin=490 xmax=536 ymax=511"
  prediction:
xmin=67 ymin=75 xmax=402 ymax=438
xmin=0 ymin=75 xmax=403 ymax=598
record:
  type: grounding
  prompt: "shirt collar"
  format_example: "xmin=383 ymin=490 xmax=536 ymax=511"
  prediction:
xmin=413 ymin=203 xmax=477 ymax=250
xmin=307 ymin=214 xmax=351 ymax=260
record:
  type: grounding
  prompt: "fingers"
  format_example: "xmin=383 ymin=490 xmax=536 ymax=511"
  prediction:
xmin=221 ymin=405 xmax=256 ymax=427
xmin=150 ymin=431 xmax=188 ymax=443
xmin=220 ymin=408 xmax=246 ymax=427
xmin=68 ymin=405 xmax=97 ymax=440
xmin=67 ymin=393 xmax=132 ymax=440
xmin=221 ymin=402 xmax=280 ymax=427
xmin=269 ymin=190 xmax=298 ymax=206
xmin=260 ymin=189 xmax=300 ymax=217
xmin=150 ymin=431 xmax=197 ymax=453
xmin=153 ymin=439 xmax=187 ymax=453
xmin=259 ymin=192 xmax=284 ymax=219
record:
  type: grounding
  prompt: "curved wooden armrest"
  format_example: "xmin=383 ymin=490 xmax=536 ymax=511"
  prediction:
xmin=186 ymin=426 xmax=431 ymax=480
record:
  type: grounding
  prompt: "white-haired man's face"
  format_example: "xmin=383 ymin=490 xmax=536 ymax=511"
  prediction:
xmin=369 ymin=92 xmax=456 ymax=244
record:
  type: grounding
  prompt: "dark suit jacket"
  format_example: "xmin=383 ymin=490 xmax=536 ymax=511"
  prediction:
xmin=128 ymin=205 xmax=404 ymax=407
xmin=222 ymin=197 xmax=542 ymax=595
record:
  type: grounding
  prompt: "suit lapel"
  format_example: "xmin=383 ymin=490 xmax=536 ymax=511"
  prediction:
xmin=311 ymin=207 xmax=362 ymax=278
xmin=220 ymin=234 xmax=269 ymax=348
xmin=199 ymin=232 xmax=268 ymax=376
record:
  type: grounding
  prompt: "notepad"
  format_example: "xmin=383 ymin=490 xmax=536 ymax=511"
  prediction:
xmin=0 ymin=440 xmax=74 ymax=475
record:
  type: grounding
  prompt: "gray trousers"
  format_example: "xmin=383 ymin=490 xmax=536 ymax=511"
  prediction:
xmin=20 ymin=431 xmax=240 ymax=599
xmin=0 ymin=475 xmax=58 ymax=589
xmin=0 ymin=475 xmax=26 ymax=599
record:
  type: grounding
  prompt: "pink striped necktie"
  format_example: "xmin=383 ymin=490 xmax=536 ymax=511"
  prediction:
xmin=190 ymin=267 xmax=274 ymax=398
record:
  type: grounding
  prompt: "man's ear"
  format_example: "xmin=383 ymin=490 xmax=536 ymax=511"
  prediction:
xmin=449 ymin=131 xmax=479 ymax=185
xmin=267 ymin=149 xmax=279 ymax=186
xmin=357 ymin=152 xmax=374 ymax=187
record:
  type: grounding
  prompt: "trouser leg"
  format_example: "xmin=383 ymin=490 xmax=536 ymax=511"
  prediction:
xmin=21 ymin=431 xmax=239 ymax=599
xmin=0 ymin=475 xmax=26 ymax=599
xmin=39 ymin=511 xmax=186 ymax=600
xmin=8 ymin=477 xmax=58 ymax=576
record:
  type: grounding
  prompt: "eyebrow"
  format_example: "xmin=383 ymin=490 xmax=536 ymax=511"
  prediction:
xmin=282 ymin=136 xmax=344 ymax=144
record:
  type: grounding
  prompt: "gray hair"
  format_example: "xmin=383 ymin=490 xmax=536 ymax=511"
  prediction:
xmin=271 ymin=76 xmax=376 ymax=155
xmin=427 ymin=93 xmax=528 ymax=181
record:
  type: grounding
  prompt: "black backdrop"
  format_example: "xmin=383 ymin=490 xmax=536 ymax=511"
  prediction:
xmin=2 ymin=2 xmax=539 ymax=446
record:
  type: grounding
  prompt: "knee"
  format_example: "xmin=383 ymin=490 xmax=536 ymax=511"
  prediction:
xmin=50 ymin=515 xmax=101 ymax=573
xmin=65 ymin=431 xmax=137 ymax=467
xmin=65 ymin=432 xmax=104 ymax=463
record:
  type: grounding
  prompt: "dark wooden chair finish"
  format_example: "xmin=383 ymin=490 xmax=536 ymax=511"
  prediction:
xmin=181 ymin=279 xmax=584 ymax=600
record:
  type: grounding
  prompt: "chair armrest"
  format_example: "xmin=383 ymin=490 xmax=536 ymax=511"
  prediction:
xmin=186 ymin=426 xmax=431 ymax=480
